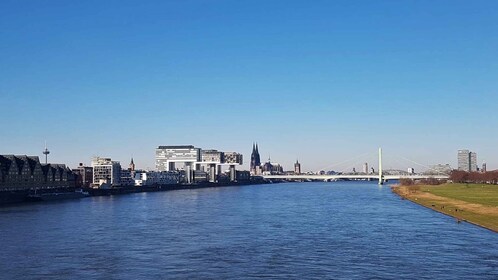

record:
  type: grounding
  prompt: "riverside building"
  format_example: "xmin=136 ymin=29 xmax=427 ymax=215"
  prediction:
xmin=133 ymin=171 xmax=180 ymax=186
xmin=91 ymin=157 xmax=121 ymax=187
xmin=223 ymin=152 xmax=243 ymax=182
xmin=73 ymin=163 xmax=93 ymax=189
xmin=200 ymin=149 xmax=224 ymax=179
xmin=155 ymin=145 xmax=201 ymax=172
xmin=156 ymin=145 xmax=243 ymax=183
xmin=120 ymin=169 xmax=134 ymax=186
xmin=201 ymin=150 xmax=224 ymax=164
xmin=0 ymin=155 xmax=75 ymax=191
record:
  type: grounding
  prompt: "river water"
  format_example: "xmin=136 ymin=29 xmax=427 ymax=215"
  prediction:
xmin=0 ymin=182 xmax=497 ymax=279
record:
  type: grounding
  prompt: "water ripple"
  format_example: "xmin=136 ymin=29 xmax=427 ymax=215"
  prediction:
xmin=1 ymin=182 xmax=498 ymax=279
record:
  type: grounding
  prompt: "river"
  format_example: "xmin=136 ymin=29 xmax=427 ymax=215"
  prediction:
xmin=0 ymin=182 xmax=497 ymax=279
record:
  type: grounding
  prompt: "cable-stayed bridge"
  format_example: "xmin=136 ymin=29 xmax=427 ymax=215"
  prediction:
xmin=262 ymin=174 xmax=449 ymax=183
xmin=261 ymin=148 xmax=450 ymax=184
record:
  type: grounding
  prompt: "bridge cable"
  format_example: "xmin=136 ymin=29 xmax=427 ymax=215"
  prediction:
xmin=316 ymin=151 xmax=377 ymax=173
xmin=393 ymin=155 xmax=448 ymax=176
xmin=335 ymin=152 xmax=378 ymax=174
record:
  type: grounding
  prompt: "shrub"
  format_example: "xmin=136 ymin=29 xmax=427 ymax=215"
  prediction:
xmin=399 ymin=178 xmax=414 ymax=186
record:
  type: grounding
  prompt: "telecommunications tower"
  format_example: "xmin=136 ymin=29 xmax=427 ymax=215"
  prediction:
xmin=43 ymin=141 xmax=50 ymax=164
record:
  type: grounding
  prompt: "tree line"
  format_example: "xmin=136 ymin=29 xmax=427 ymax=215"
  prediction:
xmin=449 ymin=170 xmax=498 ymax=184
xmin=399 ymin=178 xmax=443 ymax=186
xmin=399 ymin=170 xmax=498 ymax=186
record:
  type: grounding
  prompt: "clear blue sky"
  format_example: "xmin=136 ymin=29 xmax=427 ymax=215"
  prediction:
xmin=1 ymin=0 xmax=497 ymax=172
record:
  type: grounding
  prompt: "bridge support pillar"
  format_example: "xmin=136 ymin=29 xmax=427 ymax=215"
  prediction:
xmin=209 ymin=164 xmax=217 ymax=183
xmin=378 ymin=148 xmax=384 ymax=185
xmin=185 ymin=163 xmax=193 ymax=184
xmin=229 ymin=165 xmax=236 ymax=182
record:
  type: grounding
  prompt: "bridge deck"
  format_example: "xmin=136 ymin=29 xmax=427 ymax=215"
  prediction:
xmin=262 ymin=174 xmax=449 ymax=180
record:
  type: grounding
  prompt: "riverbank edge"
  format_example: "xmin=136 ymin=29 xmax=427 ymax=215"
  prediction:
xmin=0 ymin=180 xmax=271 ymax=207
xmin=391 ymin=185 xmax=498 ymax=234
xmin=86 ymin=180 xmax=271 ymax=197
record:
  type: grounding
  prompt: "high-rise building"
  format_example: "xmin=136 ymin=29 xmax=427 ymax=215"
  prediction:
xmin=470 ymin=152 xmax=477 ymax=172
xmin=458 ymin=150 xmax=470 ymax=171
xmin=363 ymin=163 xmax=368 ymax=174
xmin=458 ymin=150 xmax=477 ymax=172
xmin=482 ymin=162 xmax=487 ymax=173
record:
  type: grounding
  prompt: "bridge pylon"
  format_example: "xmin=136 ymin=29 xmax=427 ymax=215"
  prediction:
xmin=378 ymin=147 xmax=383 ymax=185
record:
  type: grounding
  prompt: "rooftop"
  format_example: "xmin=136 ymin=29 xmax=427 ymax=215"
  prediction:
xmin=157 ymin=145 xmax=196 ymax=149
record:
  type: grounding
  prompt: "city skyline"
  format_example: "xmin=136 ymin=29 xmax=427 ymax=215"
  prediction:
xmin=3 ymin=142 xmax=489 ymax=174
xmin=1 ymin=1 xmax=498 ymax=170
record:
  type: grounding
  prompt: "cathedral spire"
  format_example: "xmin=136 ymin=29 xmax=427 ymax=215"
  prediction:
xmin=129 ymin=157 xmax=135 ymax=171
xmin=250 ymin=142 xmax=262 ymax=174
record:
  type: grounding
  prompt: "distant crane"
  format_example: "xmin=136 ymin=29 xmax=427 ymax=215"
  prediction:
xmin=43 ymin=141 xmax=50 ymax=164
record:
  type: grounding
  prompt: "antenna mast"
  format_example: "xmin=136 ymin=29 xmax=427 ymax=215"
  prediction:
xmin=43 ymin=141 xmax=50 ymax=164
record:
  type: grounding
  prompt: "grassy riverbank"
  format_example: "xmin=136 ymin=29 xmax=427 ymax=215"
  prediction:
xmin=392 ymin=183 xmax=498 ymax=232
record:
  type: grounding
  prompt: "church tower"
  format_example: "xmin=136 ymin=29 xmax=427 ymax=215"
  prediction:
xmin=129 ymin=157 xmax=135 ymax=171
xmin=255 ymin=143 xmax=261 ymax=166
xmin=250 ymin=143 xmax=261 ymax=175
xmin=294 ymin=159 xmax=301 ymax=174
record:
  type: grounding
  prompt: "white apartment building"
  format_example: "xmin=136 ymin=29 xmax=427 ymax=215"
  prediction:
xmin=91 ymin=157 xmax=121 ymax=187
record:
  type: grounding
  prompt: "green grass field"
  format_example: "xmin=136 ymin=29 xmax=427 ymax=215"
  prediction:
xmin=393 ymin=183 xmax=498 ymax=232
xmin=421 ymin=183 xmax=498 ymax=207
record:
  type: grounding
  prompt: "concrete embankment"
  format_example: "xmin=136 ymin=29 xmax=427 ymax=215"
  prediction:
xmin=0 ymin=187 xmax=79 ymax=206
xmin=0 ymin=180 xmax=269 ymax=207
xmin=0 ymin=190 xmax=30 ymax=205
xmin=392 ymin=184 xmax=498 ymax=233
xmin=86 ymin=180 xmax=268 ymax=197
